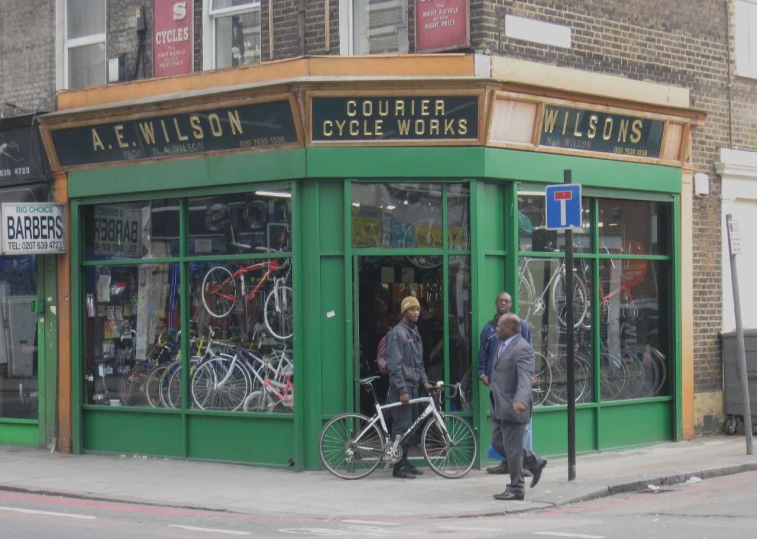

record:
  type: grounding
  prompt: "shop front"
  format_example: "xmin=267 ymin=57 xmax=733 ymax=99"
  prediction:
xmin=0 ymin=114 xmax=60 ymax=448
xmin=39 ymin=56 xmax=701 ymax=469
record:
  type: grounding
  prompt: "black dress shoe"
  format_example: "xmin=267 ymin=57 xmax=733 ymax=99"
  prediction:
xmin=523 ymin=469 xmax=533 ymax=478
xmin=530 ymin=458 xmax=548 ymax=488
xmin=486 ymin=462 xmax=509 ymax=474
xmin=392 ymin=466 xmax=416 ymax=479
xmin=406 ymin=464 xmax=424 ymax=476
xmin=493 ymin=491 xmax=524 ymax=501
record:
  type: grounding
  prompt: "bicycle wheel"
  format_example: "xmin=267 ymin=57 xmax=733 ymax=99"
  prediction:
xmin=552 ymin=267 xmax=589 ymax=329
xmin=532 ymin=351 xmax=551 ymax=407
xmin=202 ymin=266 xmax=237 ymax=318
xmin=319 ymin=413 xmax=385 ymax=480
xmin=145 ymin=366 xmax=169 ymax=408
xmin=421 ymin=415 xmax=477 ymax=479
xmin=190 ymin=358 xmax=250 ymax=411
xmin=600 ymin=352 xmax=627 ymax=401
xmin=160 ymin=361 xmax=181 ymax=409
xmin=243 ymin=389 xmax=275 ymax=412
xmin=164 ymin=357 xmax=201 ymax=409
xmin=264 ymin=285 xmax=293 ymax=340
xmin=118 ymin=369 xmax=147 ymax=406
xmin=459 ymin=368 xmax=473 ymax=412
xmin=518 ymin=265 xmax=537 ymax=321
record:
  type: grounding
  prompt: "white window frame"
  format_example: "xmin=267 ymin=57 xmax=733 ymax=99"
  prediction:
xmin=339 ymin=0 xmax=408 ymax=55
xmin=61 ymin=0 xmax=107 ymax=89
xmin=735 ymin=0 xmax=757 ymax=79
xmin=202 ymin=0 xmax=262 ymax=71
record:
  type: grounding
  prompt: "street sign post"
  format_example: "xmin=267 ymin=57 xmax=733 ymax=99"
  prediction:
xmin=545 ymin=184 xmax=582 ymax=230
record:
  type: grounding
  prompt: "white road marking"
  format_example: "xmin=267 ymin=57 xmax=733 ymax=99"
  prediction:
xmin=0 ymin=506 xmax=96 ymax=520
xmin=341 ymin=520 xmax=400 ymax=526
xmin=168 ymin=524 xmax=250 ymax=535
xmin=534 ymin=533 xmax=605 ymax=539
xmin=437 ymin=525 xmax=503 ymax=532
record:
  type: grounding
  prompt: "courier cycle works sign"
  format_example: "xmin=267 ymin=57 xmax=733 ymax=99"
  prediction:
xmin=1 ymin=203 xmax=66 ymax=254
xmin=50 ymin=100 xmax=298 ymax=167
xmin=311 ymin=96 xmax=479 ymax=142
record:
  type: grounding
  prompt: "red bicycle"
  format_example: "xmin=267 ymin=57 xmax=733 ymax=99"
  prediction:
xmin=202 ymin=251 xmax=293 ymax=340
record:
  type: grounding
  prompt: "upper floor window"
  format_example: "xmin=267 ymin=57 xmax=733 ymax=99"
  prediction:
xmin=204 ymin=0 xmax=261 ymax=70
xmin=736 ymin=0 xmax=757 ymax=78
xmin=340 ymin=0 xmax=409 ymax=55
xmin=65 ymin=0 xmax=106 ymax=88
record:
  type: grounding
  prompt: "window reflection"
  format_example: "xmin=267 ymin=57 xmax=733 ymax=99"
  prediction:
xmin=518 ymin=191 xmax=591 ymax=253
xmin=598 ymin=199 xmax=669 ymax=255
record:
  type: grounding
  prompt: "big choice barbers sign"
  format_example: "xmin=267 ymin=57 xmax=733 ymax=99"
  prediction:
xmin=1 ymin=203 xmax=66 ymax=254
xmin=540 ymin=105 xmax=664 ymax=158
xmin=311 ymin=96 xmax=479 ymax=142
xmin=51 ymin=100 xmax=298 ymax=167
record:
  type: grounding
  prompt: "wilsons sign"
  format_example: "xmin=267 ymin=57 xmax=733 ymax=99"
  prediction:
xmin=51 ymin=100 xmax=298 ymax=167
xmin=311 ymin=96 xmax=479 ymax=142
xmin=539 ymin=105 xmax=664 ymax=158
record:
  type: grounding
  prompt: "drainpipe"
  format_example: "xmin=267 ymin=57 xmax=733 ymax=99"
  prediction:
xmin=299 ymin=0 xmax=306 ymax=55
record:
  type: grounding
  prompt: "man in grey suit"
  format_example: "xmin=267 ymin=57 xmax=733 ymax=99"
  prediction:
xmin=490 ymin=313 xmax=548 ymax=501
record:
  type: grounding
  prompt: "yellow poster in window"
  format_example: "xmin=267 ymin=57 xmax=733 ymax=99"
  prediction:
xmin=352 ymin=208 xmax=382 ymax=248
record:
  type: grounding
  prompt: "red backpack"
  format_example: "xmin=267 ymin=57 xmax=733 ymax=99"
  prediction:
xmin=376 ymin=333 xmax=390 ymax=375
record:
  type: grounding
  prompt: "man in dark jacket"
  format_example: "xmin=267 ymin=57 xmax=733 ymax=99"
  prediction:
xmin=490 ymin=314 xmax=547 ymax=501
xmin=385 ymin=296 xmax=433 ymax=479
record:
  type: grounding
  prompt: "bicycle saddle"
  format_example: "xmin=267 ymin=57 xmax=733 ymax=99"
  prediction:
xmin=355 ymin=376 xmax=380 ymax=385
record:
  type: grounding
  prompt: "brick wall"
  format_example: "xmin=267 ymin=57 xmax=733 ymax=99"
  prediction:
xmin=0 ymin=0 xmax=56 ymax=117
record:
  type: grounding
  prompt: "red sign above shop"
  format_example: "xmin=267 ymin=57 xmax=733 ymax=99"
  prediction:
xmin=153 ymin=0 xmax=193 ymax=77
xmin=416 ymin=0 xmax=470 ymax=53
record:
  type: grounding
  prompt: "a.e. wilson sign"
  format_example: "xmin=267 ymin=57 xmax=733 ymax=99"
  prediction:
xmin=311 ymin=96 xmax=479 ymax=142
xmin=50 ymin=100 xmax=298 ymax=167
xmin=540 ymin=105 xmax=664 ymax=158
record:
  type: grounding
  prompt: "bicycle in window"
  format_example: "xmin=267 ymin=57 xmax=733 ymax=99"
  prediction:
xmin=318 ymin=377 xmax=477 ymax=480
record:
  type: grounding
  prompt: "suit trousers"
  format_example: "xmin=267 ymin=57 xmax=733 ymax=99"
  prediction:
xmin=491 ymin=418 xmax=540 ymax=495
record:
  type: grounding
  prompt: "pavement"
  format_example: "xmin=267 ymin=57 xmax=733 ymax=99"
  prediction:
xmin=1 ymin=436 xmax=756 ymax=519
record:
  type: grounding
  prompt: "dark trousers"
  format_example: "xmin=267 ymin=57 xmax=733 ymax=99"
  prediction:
xmin=388 ymin=384 xmax=419 ymax=467
xmin=491 ymin=418 xmax=542 ymax=496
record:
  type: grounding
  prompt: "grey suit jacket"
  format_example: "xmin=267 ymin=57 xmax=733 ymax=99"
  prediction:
xmin=490 ymin=334 xmax=535 ymax=423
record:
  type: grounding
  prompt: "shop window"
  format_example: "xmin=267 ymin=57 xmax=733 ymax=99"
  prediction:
xmin=187 ymin=190 xmax=291 ymax=256
xmin=598 ymin=199 xmax=669 ymax=256
xmin=64 ymin=0 xmax=106 ymax=89
xmin=517 ymin=191 xmax=591 ymax=253
xmin=340 ymin=0 xmax=409 ymax=55
xmin=82 ymin=200 xmax=181 ymax=261
xmin=204 ymin=0 xmax=262 ymax=70
xmin=735 ymin=0 xmax=757 ymax=79
xmin=0 ymin=255 xmax=39 ymax=419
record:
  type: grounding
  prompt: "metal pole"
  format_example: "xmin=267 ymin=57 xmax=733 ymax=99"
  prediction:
xmin=726 ymin=214 xmax=753 ymax=454
xmin=564 ymin=170 xmax=576 ymax=480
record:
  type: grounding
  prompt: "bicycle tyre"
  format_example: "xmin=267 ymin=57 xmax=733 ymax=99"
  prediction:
xmin=118 ymin=369 xmax=147 ymax=407
xmin=145 ymin=366 xmax=169 ymax=408
xmin=264 ymin=285 xmax=293 ymax=340
xmin=202 ymin=266 xmax=237 ymax=319
xmin=552 ymin=267 xmax=589 ymax=329
xmin=319 ymin=413 xmax=385 ymax=480
xmin=164 ymin=357 xmax=201 ymax=409
xmin=518 ymin=267 xmax=536 ymax=322
xmin=190 ymin=358 xmax=250 ymax=411
xmin=532 ymin=351 xmax=551 ymax=407
xmin=243 ymin=389 xmax=275 ymax=412
xmin=159 ymin=361 xmax=181 ymax=409
xmin=421 ymin=414 xmax=477 ymax=479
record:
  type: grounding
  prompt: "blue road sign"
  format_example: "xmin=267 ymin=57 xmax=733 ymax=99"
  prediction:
xmin=545 ymin=184 xmax=582 ymax=230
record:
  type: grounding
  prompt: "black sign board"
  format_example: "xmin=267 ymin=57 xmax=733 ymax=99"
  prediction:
xmin=51 ymin=100 xmax=298 ymax=167
xmin=0 ymin=115 xmax=50 ymax=184
xmin=540 ymin=105 xmax=664 ymax=159
xmin=311 ymin=96 xmax=479 ymax=142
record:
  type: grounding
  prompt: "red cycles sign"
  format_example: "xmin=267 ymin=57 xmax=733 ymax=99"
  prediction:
xmin=416 ymin=0 xmax=470 ymax=53
xmin=153 ymin=0 xmax=193 ymax=77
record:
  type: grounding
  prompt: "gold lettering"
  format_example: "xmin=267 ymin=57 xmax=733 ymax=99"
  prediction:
xmin=228 ymin=110 xmax=243 ymax=135
xmin=398 ymin=119 xmax=412 ymax=135
xmin=92 ymin=128 xmax=105 ymax=151
xmin=208 ymin=113 xmax=223 ymax=137
xmin=572 ymin=113 xmax=583 ymax=137
xmin=444 ymin=119 xmax=455 ymax=135
xmin=562 ymin=111 xmax=569 ymax=135
xmin=435 ymin=99 xmax=445 ymax=116
xmin=630 ymin=119 xmax=643 ymax=143
xmin=375 ymin=119 xmax=383 ymax=136
xmin=349 ymin=120 xmax=359 ymax=136
xmin=347 ymin=100 xmax=357 ymax=117
xmin=543 ymin=108 xmax=560 ymax=133
xmin=335 ymin=120 xmax=346 ymax=136
xmin=173 ymin=118 xmax=188 ymax=141
xmin=458 ymin=118 xmax=468 ymax=136
xmin=323 ymin=120 xmax=333 ymax=137
xmin=362 ymin=101 xmax=373 ymax=117
xmin=362 ymin=120 xmax=373 ymax=136
xmin=378 ymin=100 xmax=389 ymax=117
xmin=114 ymin=125 xmax=129 ymax=148
xmin=414 ymin=119 xmax=425 ymax=136
xmin=602 ymin=118 xmax=614 ymax=140
xmin=618 ymin=119 xmax=630 ymax=142
xmin=430 ymin=119 xmax=440 ymax=135
xmin=587 ymin=115 xmax=598 ymax=139
xmin=395 ymin=100 xmax=405 ymax=116
xmin=189 ymin=116 xmax=204 ymax=139
xmin=411 ymin=100 xmax=416 ymax=116
xmin=139 ymin=122 xmax=156 ymax=144
xmin=421 ymin=100 xmax=430 ymax=116
xmin=160 ymin=120 xmax=171 ymax=142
